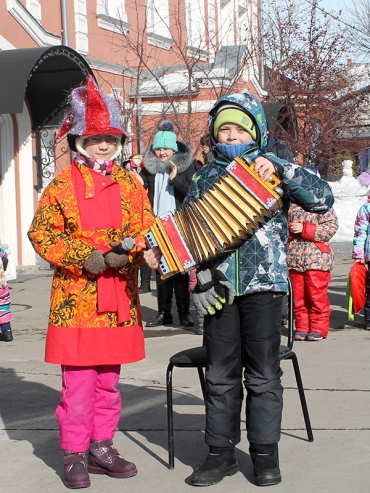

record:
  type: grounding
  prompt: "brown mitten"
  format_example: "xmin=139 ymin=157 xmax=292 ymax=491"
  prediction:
xmin=104 ymin=242 xmax=129 ymax=269
xmin=83 ymin=250 xmax=107 ymax=275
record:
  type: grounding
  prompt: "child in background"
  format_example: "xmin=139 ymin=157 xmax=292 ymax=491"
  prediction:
xmin=193 ymin=134 xmax=212 ymax=171
xmin=287 ymin=166 xmax=338 ymax=341
xmin=124 ymin=154 xmax=144 ymax=186
xmin=189 ymin=268 xmax=204 ymax=335
xmin=0 ymin=246 xmax=13 ymax=342
xmin=352 ymin=169 xmax=370 ymax=329
xmin=141 ymin=120 xmax=194 ymax=328
xmin=124 ymin=155 xmax=153 ymax=294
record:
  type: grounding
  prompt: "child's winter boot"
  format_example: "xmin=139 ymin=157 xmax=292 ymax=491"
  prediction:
xmin=63 ymin=451 xmax=90 ymax=489
xmin=88 ymin=439 xmax=137 ymax=478
xmin=1 ymin=322 xmax=13 ymax=342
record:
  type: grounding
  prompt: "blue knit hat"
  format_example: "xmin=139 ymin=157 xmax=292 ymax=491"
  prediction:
xmin=152 ymin=120 xmax=178 ymax=152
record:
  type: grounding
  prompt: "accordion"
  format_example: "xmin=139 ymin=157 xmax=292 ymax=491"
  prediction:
xmin=145 ymin=156 xmax=284 ymax=279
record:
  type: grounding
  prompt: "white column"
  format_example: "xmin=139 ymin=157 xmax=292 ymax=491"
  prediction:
xmin=0 ymin=114 xmax=17 ymax=264
xmin=16 ymin=104 xmax=36 ymax=267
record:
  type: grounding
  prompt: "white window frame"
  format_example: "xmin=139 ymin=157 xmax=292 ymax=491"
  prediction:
xmin=6 ymin=0 xmax=60 ymax=46
xmin=26 ymin=0 xmax=41 ymax=21
xmin=96 ymin=0 xmax=129 ymax=33
xmin=218 ymin=0 xmax=235 ymax=46
xmin=97 ymin=0 xmax=128 ymax=22
xmin=147 ymin=0 xmax=171 ymax=43
xmin=186 ymin=0 xmax=207 ymax=59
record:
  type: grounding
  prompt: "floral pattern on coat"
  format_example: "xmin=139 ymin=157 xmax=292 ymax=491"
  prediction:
xmin=287 ymin=203 xmax=338 ymax=272
xmin=28 ymin=161 xmax=155 ymax=329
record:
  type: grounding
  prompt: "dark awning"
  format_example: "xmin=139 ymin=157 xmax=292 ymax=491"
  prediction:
xmin=0 ymin=45 xmax=93 ymax=129
xmin=261 ymin=102 xmax=283 ymax=133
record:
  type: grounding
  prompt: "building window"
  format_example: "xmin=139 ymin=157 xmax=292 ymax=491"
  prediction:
xmin=219 ymin=0 xmax=234 ymax=46
xmin=147 ymin=0 xmax=171 ymax=41
xmin=26 ymin=0 xmax=41 ymax=21
xmin=186 ymin=0 xmax=207 ymax=58
xmin=96 ymin=0 xmax=129 ymax=33
xmin=97 ymin=0 xmax=127 ymax=22
xmin=238 ymin=0 xmax=247 ymax=16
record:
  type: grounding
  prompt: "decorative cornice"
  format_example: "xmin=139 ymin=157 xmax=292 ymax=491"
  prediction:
xmin=96 ymin=14 xmax=130 ymax=35
xmin=133 ymin=99 xmax=216 ymax=116
xmin=187 ymin=45 xmax=209 ymax=62
xmin=147 ymin=32 xmax=172 ymax=50
xmin=6 ymin=0 xmax=60 ymax=46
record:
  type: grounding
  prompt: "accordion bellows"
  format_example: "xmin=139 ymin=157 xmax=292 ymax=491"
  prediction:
xmin=145 ymin=156 xmax=283 ymax=279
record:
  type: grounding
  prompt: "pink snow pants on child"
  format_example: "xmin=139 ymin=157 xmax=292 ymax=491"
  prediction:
xmin=56 ymin=365 xmax=121 ymax=452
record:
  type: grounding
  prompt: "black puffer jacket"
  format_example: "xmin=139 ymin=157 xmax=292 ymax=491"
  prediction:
xmin=141 ymin=141 xmax=195 ymax=210
xmin=266 ymin=134 xmax=294 ymax=163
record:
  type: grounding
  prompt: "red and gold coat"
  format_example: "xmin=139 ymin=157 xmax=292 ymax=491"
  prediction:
xmin=28 ymin=160 xmax=155 ymax=366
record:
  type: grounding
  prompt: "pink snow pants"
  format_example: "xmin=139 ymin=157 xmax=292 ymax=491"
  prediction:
xmin=56 ymin=365 xmax=121 ymax=452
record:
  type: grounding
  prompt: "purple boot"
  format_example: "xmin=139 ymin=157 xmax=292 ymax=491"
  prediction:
xmin=88 ymin=440 xmax=137 ymax=479
xmin=63 ymin=451 xmax=90 ymax=489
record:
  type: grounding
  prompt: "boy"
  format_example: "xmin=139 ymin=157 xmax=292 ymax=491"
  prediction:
xmin=185 ymin=92 xmax=334 ymax=487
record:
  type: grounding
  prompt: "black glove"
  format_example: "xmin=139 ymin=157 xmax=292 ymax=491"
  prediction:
xmin=193 ymin=266 xmax=235 ymax=316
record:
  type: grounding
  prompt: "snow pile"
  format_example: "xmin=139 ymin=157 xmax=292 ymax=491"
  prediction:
xmin=330 ymin=160 xmax=367 ymax=243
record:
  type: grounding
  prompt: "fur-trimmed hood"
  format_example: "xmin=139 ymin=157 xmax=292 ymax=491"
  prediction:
xmin=144 ymin=141 xmax=192 ymax=174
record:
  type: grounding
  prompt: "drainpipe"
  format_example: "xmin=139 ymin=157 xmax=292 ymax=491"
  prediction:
xmin=137 ymin=97 xmax=145 ymax=154
xmin=258 ymin=0 xmax=265 ymax=88
xmin=60 ymin=0 xmax=70 ymax=47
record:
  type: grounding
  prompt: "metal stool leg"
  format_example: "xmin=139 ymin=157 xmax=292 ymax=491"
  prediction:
xmin=291 ymin=353 xmax=314 ymax=442
xmin=166 ymin=363 xmax=175 ymax=468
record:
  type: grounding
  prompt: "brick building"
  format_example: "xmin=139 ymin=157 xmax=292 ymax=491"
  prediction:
xmin=0 ymin=0 xmax=265 ymax=269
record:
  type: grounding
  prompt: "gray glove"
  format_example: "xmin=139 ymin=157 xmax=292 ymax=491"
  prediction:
xmin=104 ymin=241 xmax=128 ymax=269
xmin=193 ymin=266 xmax=235 ymax=316
xmin=193 ymin=287 xmax=224 ymax=316
xmin=83 ymin=249 xmax=107 ymax=275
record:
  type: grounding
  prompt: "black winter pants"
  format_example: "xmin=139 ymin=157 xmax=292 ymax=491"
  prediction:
xmin=155 ymin=271 xmax=190 ymax=315
xmin=204 ymin=291 xmax=284 ymax=447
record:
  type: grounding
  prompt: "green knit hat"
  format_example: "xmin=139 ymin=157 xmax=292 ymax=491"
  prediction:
xmin=152 ymin=120 xmax=178 ymax=152
xmin=213 ymin=107 xmax=257 ymax=141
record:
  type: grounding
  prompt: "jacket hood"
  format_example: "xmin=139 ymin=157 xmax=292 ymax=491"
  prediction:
xmin=144 ymin=141 xmax=192 ymax=174
xmin=208 ymin=92 xmax=268 ymax=150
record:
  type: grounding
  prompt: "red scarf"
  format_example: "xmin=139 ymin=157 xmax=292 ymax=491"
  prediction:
xmin=72 ymin=162 xmax=131 ymax=324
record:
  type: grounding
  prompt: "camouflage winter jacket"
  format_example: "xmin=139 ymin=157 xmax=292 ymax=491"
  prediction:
xmin=184 ymin=92 xmax=334 ymax=296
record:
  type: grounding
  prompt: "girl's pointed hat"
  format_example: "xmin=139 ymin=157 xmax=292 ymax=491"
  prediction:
xmin=57 ymin=75 xmax=127 ymax=152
